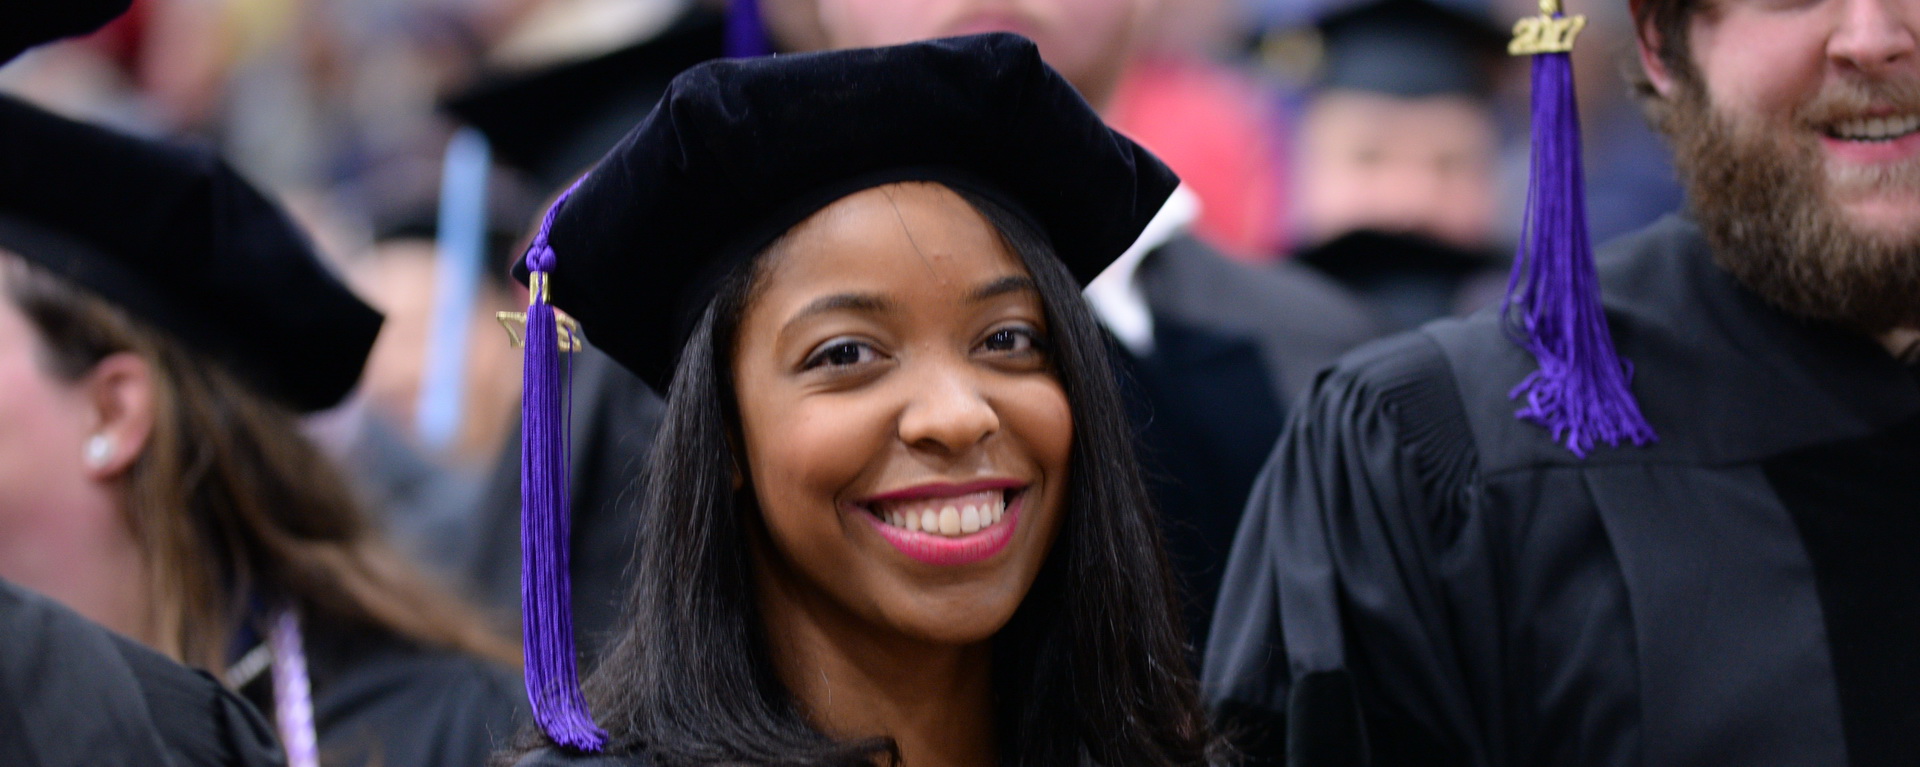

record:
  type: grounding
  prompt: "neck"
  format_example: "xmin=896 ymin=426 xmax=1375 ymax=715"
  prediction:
xmin=754 ymin=557 xmax=997 ymax=767
xmin=1882 ymin=327 xmax=1920 ymax=365
xmin=0 ymin=492 xmax=153 ymax=647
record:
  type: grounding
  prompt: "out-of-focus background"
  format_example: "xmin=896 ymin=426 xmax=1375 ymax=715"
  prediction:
xmin=0 ymin=0 xmax=1683 ymax=570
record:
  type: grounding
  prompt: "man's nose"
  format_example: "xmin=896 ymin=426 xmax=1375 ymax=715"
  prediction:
xmin=1830 ymin=0 xmax=1919 ymax=77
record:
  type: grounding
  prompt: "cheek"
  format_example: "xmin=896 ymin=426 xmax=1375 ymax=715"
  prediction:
xmin=1000 ymin=377 xmax=1073 ymax=490
xmin=747 ymin=396 xmax=893 ymax=509
xmin=0 ymin=357 xmax=90 ymax=508
xmin=1694 ymin=16 xmax=1826 ymax=120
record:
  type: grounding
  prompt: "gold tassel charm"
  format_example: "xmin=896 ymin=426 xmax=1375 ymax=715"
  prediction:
xmin=1509 ymin=0 xmax=1586 ymax=55
xmin=496 ymin=272 xmax=584 ymax=351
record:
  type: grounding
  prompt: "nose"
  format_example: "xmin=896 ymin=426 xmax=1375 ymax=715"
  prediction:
xmin=1829 ymin=0 xmax=1918 ymax=77
xmin=896 ymin=360 xmax=1000 ymax=456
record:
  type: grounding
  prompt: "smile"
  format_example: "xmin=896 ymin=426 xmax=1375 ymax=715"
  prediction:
xmin=1825 ymin=114 xmax=1920 ymax=142
xmin=855 ymin=482 xmax=1025 ymax=566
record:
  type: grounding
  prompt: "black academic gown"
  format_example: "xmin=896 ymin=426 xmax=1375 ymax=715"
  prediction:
xmin=455 ymin=344 xmax=666 ymax=656
xmin=238 ymin=621 xmax=525 ymax=767
xmin=1203 ymin=215 xmax=1920 ymax=767
xmin=1120 ymin=232 xmax=1378 ymax=653
xmin=0 ymin=580 xmax=285 ymax=767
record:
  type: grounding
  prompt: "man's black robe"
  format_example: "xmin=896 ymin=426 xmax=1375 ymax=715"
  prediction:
xmin=0 ymin=580 xmax=284 ymax=767
xmin=1204 ymin=215 xmax=1920 ymax=766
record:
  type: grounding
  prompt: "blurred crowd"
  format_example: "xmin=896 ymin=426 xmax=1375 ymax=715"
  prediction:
xmin=0 ymin=1 xmax=1691 ymax=762
xmin=2 ymin=0 xmax=1684 ymax=395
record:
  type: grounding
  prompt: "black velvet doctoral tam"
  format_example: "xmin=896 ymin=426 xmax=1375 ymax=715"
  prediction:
xmin=0 ymin=95 xmax=381 ymax=412
xmin=519 ymin=33 xmax=1178 ymax=393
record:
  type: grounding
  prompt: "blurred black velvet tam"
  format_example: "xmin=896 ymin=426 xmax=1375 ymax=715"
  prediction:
xmin=516 ymin=33 xmax=1178 ymax=393
xmin=0 ymin=95 xmax=381 ymax=412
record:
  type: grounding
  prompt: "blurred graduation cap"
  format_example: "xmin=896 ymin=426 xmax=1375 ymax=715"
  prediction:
xmin=443 ymin=6 xmax=739 ymax=190
xmin=506 ymin=33 xmax=1178 ymax=751
xmin=0 ymin=95 xmax=381 ymax=412
xmin=1313 ymin=0 xmax=1507 ymax=98
xmin=0 ymin=0 xmax=132 ymax=64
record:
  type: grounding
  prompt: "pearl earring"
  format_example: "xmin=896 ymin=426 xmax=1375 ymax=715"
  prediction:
xmin=84 ymin=434 xmax=113 ymax=468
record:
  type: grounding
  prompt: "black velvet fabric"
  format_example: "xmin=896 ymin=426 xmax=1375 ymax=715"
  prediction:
xmin=1766 ymin=415 xmax=1920 ymax=767
xmin=518 ymin=33 xmax=1178 ymax=392
xmin=0 ymin=95 xmax=381 ymax=412
xmin=0 ymin=0 xmax=131 ymax=63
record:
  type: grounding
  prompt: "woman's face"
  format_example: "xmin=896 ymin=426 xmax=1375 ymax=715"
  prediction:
xmin=731 ymin=182 xmax=1072 ymax=648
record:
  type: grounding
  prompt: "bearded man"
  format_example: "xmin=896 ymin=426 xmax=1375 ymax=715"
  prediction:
xmin=1202 ymin=0 xmax=1920 ymax=764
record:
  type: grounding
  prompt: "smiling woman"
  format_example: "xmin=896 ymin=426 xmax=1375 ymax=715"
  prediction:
xmin=500 ymin=34 xmax=1214 ymax=767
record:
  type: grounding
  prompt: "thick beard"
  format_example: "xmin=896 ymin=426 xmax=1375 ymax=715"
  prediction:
xmin=1659 ymin=80 xmax=1920 ymax=334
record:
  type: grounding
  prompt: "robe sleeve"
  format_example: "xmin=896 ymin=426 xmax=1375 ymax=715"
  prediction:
xmin=1203 ymin=333 xmax=1491 ymax=767
xmin=0 ymin=578 xmax=286 ymax=767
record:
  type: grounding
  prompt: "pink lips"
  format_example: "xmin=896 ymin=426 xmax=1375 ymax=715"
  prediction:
xmin=860 ymin=489 xmax=1023 ymax=567
xmin=1821 ymin=128 xmax=1920 ymax=165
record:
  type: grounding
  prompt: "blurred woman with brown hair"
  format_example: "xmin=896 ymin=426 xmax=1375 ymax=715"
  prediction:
xmin=0 ymin=92 xmax=522 ymax=767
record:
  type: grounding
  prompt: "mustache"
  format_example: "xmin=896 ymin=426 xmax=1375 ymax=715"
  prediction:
xmin=1794 ymin=77 xmax=1920 ymax=128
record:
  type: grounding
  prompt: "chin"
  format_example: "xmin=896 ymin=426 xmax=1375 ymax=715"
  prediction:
xmin=1834 ymin=195 xmax=1920 ymax=243
xmin=881 ymin=583 xmax=1027 ymax=646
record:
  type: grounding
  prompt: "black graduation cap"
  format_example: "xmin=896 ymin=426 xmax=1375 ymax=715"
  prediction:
xmin=0 ymin=0 xmax=132 ymax=64
xmin=0 ymin=95 xmax=382 ymax=413
xmin=442 ymin=7 xmax=726 ymax=189
xmin=1314 ymin=0 xmax=1506 ymax=98
xmin=506 ymin=32 xmax=1177 ymax=752
xmin=524 ymin=31 xmax=1179 ymax=393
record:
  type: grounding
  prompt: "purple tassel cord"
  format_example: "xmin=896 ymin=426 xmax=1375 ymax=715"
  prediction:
xmin=520 ymin=187 xmax=607 ymax=751
xmin=1502 ymin=50 xmax=1656 ymax=457
xmin=727 ymin=0 xmax=774 ymax=58
xmin=269 ymin=610 xmax=319 ymax=767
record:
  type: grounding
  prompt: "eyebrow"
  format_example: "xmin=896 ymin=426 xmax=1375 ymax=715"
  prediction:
xmin=786 ymin=293 xmax=895 ymax=327
xmin=968 ymin=275 xmax=1039 ymax=303
xmin=785 ymin=275 xmax=1037 ymax=325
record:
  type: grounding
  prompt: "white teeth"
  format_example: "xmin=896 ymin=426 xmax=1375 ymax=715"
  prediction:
xmin=1832 ymin=114 xmax=1920 ymax=140
xmin=874 ymin=490 xmax=1011 ymax=537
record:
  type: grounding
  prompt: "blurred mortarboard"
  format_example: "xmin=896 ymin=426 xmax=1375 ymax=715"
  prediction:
xmin=358 ymin=158 xmax=543 ymax=281
xmin=0 ymin=95 xmax=381 ymax=412
xmin=520 ymin=33 xmax=1180 ymax=394
xmin=509 ymin=33 xmax=1179 ymax=750
xmin=1314 ymin=0 xmax=1506 ymax=98
xmin=0 ymin=0 xmax=132 ymax=64
xmin=442 ymin=7 xmax=725 ymax=190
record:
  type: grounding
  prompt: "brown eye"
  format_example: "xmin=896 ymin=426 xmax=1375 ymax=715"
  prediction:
xmin=980 ymin=326 xmax=1045 ymax=355
xmin=804 ymin=339 xmax=879 ymax=370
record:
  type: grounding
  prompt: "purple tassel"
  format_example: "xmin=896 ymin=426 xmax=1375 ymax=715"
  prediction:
xmin=726 ymin=0 xmax=773 ymax=58
xmin=1502 ymin=49 xmax=1656 ymax=457
xmin=520 ymin=183 xmax=607 ymax=752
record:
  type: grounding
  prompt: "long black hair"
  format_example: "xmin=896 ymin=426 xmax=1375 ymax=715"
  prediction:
xmin=508 ymin=185 xmax=1215 ymax=766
